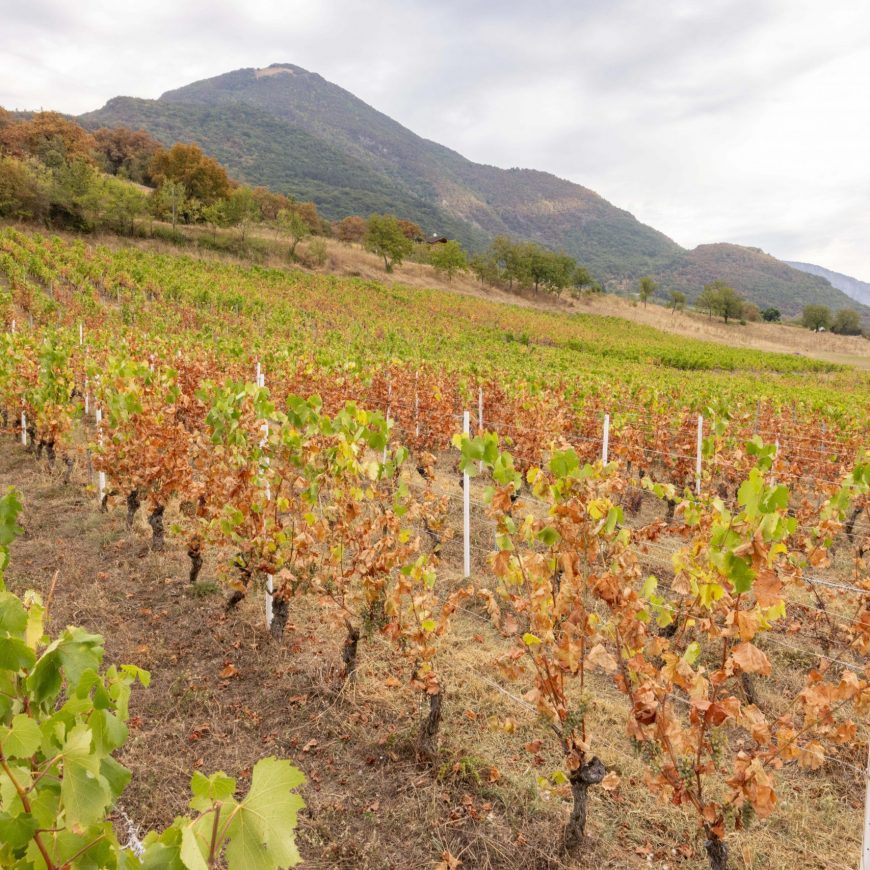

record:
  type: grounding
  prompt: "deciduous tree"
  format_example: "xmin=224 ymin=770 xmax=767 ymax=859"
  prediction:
xmin=831 ymin=308 xmax=862 ymax=335
xmin=335 ymin=215 xmax=367 ymax=243
xmin=149 ymin=142 xmax=230 ymax=204
xmin=93 ymin=127 xmax=162 ymax=183
xmin=638 ymin=275 xmax=656 ymax=306
xmin=429 ymin=239 xmax=467 ymax=280
xmin=802 ymin=304 xmax=832 ymax=332
xmin=277 ymin=207 xmax=311 ymax=260
xmin=365 ymin=213 xmax=413 ymax=272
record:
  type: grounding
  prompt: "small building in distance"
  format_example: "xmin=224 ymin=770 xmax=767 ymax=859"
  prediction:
xmin=427 ymin=233 xmax=449 ymax=245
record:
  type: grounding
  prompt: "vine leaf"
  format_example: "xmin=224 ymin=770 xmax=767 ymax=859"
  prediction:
xmin=224 ymin=757 xmax=306 ymax=869
xmin=2 ymin=714 xmax=42 ymax=758
xmin=61 ymin=723 xmax=112 ymax=828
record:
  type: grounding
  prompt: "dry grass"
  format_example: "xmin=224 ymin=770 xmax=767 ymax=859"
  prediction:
xmin=571 ymin=295 xmax=870 ymax=363
xmin=0 ymin=441 xmax=864 ymax=869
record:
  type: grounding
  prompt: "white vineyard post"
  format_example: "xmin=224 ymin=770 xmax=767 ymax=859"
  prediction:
xmin=84 ymin=376 xmax=89 ymax=416
xmin=861 ymin=741 xmax=870 ymax=870
xmin=602 ymin=413 xmax=610 ymax=465
xmin=695 ymin=414 xmax=704 ymax=496
xmin=78 ymin=322 xmax=83 ymax=346
xmin=20 ymin=411 xmax=26 ymax=446
xmin=463 ymin=410 xmax=471 ymax=579
xmin=95 ymin=407 xmax=106 ymax=504
xmin=257 ymin=362 xmax=273 ymax=630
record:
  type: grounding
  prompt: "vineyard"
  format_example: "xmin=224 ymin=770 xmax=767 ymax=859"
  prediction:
xmin=0 ymin=225 xmax=869 ymax=869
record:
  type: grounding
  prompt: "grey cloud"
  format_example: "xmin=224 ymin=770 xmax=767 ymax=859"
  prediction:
xmin=2 ymin=0 xmax=870 ymax=278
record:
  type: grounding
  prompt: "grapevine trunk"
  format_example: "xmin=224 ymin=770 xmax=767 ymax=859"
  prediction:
xmin=147 ymin=504 xmax=165 ymax=551
xmin=187 ymin=538 xmax=203 ymax=583
xmin=270 ymin=596 xmax=289 ymax=640
xmin=704 ymin=827 xmax=728 ymax=870
xmin=126 ymin=489 xmax=140 ymax=528
xmin=418 ymin=690 xmax=443 ymax=763
xmin=342 ymin=621 xmax=360 ymax=679
xmin=563 ymin=756 xmax=605 ymax=852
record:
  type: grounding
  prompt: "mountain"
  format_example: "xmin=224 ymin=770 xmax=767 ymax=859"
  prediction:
xmin=79 ymin=63 xmax=867 ymax=318
xmin=785 ymin=261 xmax=870 ymax=308
xmin=79 ymin=63 xmax=681 ymax=279
xmin=655 ymin=244 xmax=869 ymax=319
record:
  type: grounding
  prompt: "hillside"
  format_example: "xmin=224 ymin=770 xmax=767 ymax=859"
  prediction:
xmin=79 ymin=63 xmax=864 ymax=316
xmin=655 ymin=243 xmax=870 ymax=320
xmin=79 ymin=64 xmax=682 ymax=278
xmin=786 ymin=260 xmax=870 ymax=307
xmin=1 ymin=226 xmax=868 ymax=868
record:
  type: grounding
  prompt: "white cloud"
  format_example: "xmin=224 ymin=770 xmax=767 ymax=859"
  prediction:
xmin=2 ymin=0 xmax=870 ymax=278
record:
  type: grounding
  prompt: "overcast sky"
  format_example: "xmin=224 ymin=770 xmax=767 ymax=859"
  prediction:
xmin=2 ymin=0 xmax=869 ymax=279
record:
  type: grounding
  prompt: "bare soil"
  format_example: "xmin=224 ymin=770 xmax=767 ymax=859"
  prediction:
xmin=0 ymin=441 xmax=864 ymax=869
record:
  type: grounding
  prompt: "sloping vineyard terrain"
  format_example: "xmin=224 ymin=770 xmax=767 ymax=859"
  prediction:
xmin=0 ymin=227 xmax=869 ymax=869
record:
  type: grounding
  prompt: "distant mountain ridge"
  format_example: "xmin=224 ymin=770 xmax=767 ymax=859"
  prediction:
xmin=786 ymin=261 xmax=870 ymax=308
xmin=79 ymin=63 xmax=869 ymax=319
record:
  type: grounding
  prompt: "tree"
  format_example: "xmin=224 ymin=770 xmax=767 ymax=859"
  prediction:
xmin=49 ymin=159 xmax=101 ymax=229
xmin=429 ymin=239 xmax=467 ymax=280
xmin=202 ymin=200 xmax=229 ymax=241
xmin=277 ymin=207 xmax=311 ymax=260
xmin=293 ymin=200 xmax=321 ymax=232
xmin=154 ymin=180 xmax=186 ymax=232
xmin=669 ymin=289 xmax=686 ymax=313
xmin=335 ymin=215 xmax=367 ymax=243
xmin=396 ymin=218 xmax=423 ymax=240
xmin=571 ymin=263 xmax=600 ymax=296
xmin=713 ymin=284 xmax=743 ymax=323
xmin=149 ymin=142 xmax=230 ymax=204
xmin=469 ymin=250 xmax=500 ymax=286
xmin=831 ymin=308 xmax=862 ymax=335
xmin=101 ymin=176 xmax=147 ymax=235
xmin=547 ymin=253 xmax=579 ymax=293
xmin=93 ymin=127 xmax=162 ymax=183
xmin=638 ymin=275 xmax=656 ymax=306
xmin=0 ymin=156 xmax=51 ymax=222
xmin=761 ymin=307 xmax=781 ymax=322
xmin=572 ymin=264 xmax=595 ymax=293
xmin=364 ymin=213 xmax=413 ymax=272
xmin=491 ymin=236 xmax=525 ymax=288
xmin=250 ymin=185 xmax=291 ymax=221
xmin=223 ymin=186 xmax=261 ymax=242
xmin=802 ymin=304 xmax=832 ymax=332
xmin=696 ymin=285 xmax=717 ymax=318
xmin=0 ymin=111 xmax=97 ymax=168
xmin=701 ymin=279 xmax=743 ymax=323
xmin=742 ymin=301 xmax=761 ymax=322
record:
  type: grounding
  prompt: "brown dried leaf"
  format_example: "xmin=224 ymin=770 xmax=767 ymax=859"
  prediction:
xmin=732 ymin=642 xmax=771 ymax=676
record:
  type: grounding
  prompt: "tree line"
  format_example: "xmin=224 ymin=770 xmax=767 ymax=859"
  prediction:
xmin=1 ymin=108 xmax=866 ymax=331
xmin=637 ymin=273 xmax=866 ymax=335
